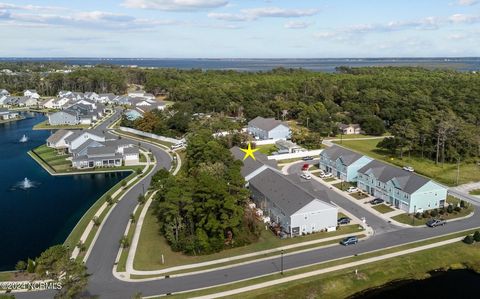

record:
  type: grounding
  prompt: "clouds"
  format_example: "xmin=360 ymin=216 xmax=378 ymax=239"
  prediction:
xmin=208 ymin=7 xmax=319 ymax=22
xmin=457 ymin=0 xmax=478 ymax=6
xmin=122 ymin=0 xmax=228 ymax=11
xmin=284 ymin=21 xmax=312 ymax=29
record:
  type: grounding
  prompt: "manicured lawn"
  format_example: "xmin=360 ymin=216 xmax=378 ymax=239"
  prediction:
xmin=335 ymin=139 xmax=480 ymax=186
xmin=350 ymin=192 xmax=369 ymax=200
xmin=371 ymin=204 xmax=395 ymax=214
xmin=325 ymin=133 xmax=389 ymax=140
xmin=332 ymin=181 xmax=355 ymax=191
xmin=322 ymin=177 xmax=337 ymax=182
xmin=469 ymin=189 xmax=480 ymax=196
xmin=392 ymin=196 xmax=474 ymax=226
xmin=32 ymin=120 xmax=90 ymax=130
xmin=255 ymin=144 xmax=278 ymax=155
xmin=133 ymin=208 xmax=363 ymax=271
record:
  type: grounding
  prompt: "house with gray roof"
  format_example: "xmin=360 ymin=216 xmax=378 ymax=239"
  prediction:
xmin=357 ymin=160 xmax=447 ymax=213
xmin=247 ymin=116 xmax=291 ymax=140
xmin=46 ymin=129 xmax=74 ymax=151
xmin=48 ymin=110 xmax=79 ymax=126
xmin=249 ymin=168 xmax=337 ymax=236
xmin=319 ymin=145 xmax=373 ymax=182
xmin=0 ymin=89 xmax=9 ymax=96
xmin=338 ymin=123 xmax=362 ymax=135
xmin=230 ymin=146 xmax=278 ymax=181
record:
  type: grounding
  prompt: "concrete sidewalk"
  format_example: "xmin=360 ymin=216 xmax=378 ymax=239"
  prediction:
xmin=190 ymin=237 xmax=463 ymax=299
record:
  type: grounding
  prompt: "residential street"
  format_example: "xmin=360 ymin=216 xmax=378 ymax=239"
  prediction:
xmin=15 ymin=117 xmax=480 ymax=299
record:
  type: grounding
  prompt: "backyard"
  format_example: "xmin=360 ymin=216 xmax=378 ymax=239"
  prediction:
xmin=335 ymin=139 xmax=480 ymax=186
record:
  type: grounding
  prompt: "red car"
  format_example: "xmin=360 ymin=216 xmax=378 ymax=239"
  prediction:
xmin=302 ymin=164 xmax=309 ymax=171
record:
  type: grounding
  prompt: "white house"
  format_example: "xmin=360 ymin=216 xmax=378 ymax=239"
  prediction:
xmin=338 ymin=124 xmax=362 ymax=135
xmin=48 ymin=110 xmax=79 ymax=126
xmin=46 ymin=129 xmax=75 ymax=150
xmin=24 ymin=89 xmax=40 ymax=99
xmin=247 ymin=116 xmax=291 ymax=140
xmin=0 ymin=89 xmax=9 ymax=96
xmin=64 ymin=130 xmax=106 ymax=152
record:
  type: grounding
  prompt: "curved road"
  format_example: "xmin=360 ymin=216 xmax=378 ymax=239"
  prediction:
xmin=16 ymin=118 xmax=480 ymax=298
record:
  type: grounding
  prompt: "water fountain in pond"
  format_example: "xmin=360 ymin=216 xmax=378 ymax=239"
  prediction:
xmin=12 ymin=177 xmax=38 ymax=191
xmin=19 ymin=134 xmax=28 ymax=143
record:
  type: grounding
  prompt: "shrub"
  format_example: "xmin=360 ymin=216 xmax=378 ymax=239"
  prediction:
xmin=136 ymin=168 xmax=143 ymax=175
xmin=460 ymin=200 xmax=466 ymax=208
xmin=447 ymin=205 xmax=454 ymax=213
xmin=422 ymin=211 xmax=430 ymax=218
xmin=463 ymin=235 xmax=474 ymax=244
xmin=415 ymin=212 xmax=422 ymax=219
xmin=430 ymin=209 xmax=438 ymax=217
xmin=454 ymin=206 xmax=462 ymax=212
xmin=26 ymin=258 xmax=36 ymax=273
xmin=119 ymin=236 xmax=130 ymax=248
xmin=77 ymin=241 xmax=86 ymax=252
xmin=15 ymin=260 xmax=27 ymax=272
xmin=439 ymin=208 xmax=445 ymax=215
xmin=474 ymin=231 xmax=480 ymax=242
xmin=92 ymin=216 xmax=101 ymax=226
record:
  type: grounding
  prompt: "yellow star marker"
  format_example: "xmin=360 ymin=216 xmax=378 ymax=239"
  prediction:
xmin=240 ymin=142 xmax=259 ymax=161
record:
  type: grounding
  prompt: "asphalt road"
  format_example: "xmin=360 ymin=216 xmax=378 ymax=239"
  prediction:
xmin=15 ymin=126 xmax=480 ymax=299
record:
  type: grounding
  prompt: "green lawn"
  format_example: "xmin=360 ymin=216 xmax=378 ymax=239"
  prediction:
xmin=332 ymin=181 xmax=355 ymax=191
xmin=133 ymin=208 xmax=363 ymax=272
xmin=469 ymin=189 xmax=480 ymax=196
xmin=392 ymin=196 xmax=474 ymax=226
xmin=33 ymin=120 xmax=89 ymax=130
xmin=255 ymin=144 xmax=278 ymax=155
xmin=325 ymin=133 xmax=390 ymax=140
xmin=350 ymin=192 xmax=369 ymax=200
xmin=371 ymin=204 xmax=395 ymax=214
xmin=335 ymin=139 xmax=480 ymax=186
xmin=322 ymin=177 xmax=337 ymax=182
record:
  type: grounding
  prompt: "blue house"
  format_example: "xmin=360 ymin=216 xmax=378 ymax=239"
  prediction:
xmin=357 ymin=160 xmax=447 ymax=213
xmin=319 ymin=146 xmax=372 ymax=182
xmin=247 ymin=116 xmax=291 ymax=140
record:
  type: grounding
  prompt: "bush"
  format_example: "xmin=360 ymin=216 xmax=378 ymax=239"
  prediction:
xmin=15 ymin=260 xmax=27 ymax=272
xmin=474 ymin=231 xmax=480 ymax=242
xmin=430 ymin=209 xmax=438 ymax=217
xmin=136 ymin=168 xmax=143 ymax=175
xmin=454 ymin=206 xmax=462 ymax=212
xmin=415 ymin=212 xmax=422 ymax=219
xmin=463 ymin=235 xmax=474 ymax=244
xmin=460 ymin=200 xmax=466 ymax=208
xmin=119 ymin=236 xmax=130 ymax=248
xmin=77 ymin=241 xmax=86 ymax=252
xmin=422 ymin=211 xmax=430 ymax=218
xmin=447 ymin=205 xmax=454 ymax=213
xmin=439 ymin=208 xmax=445 ymax=215
xmin=26 ymin=258 xmax=36 ymax=273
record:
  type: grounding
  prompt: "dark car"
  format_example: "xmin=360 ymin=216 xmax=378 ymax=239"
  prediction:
xmin=340 ymin=236 xmax=358 ymax=246
xmin=337 ymin=217 xmax=351 ymax=225
xmin=302 ymin=156 xmax=314 ymax=161
xmin=426 ymin=218 xmax=447 ymax=227
xmin=370 ymin=198 xmax=384 ymax=205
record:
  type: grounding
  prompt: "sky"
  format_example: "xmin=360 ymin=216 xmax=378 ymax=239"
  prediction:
xmin=0 ymin=0 xmax=479 ymax=58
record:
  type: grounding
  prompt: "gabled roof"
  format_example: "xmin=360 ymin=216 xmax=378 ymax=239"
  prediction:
xmin=46 ymin=129 xmax=72 ymax=144
xmin=249 ymin=168 xmax=335 ymax=216
xmin=358 ymin=160 xmax=430 ymax=194
xmin=87 ymin=146 xmax=117 ymax=157
xmin=248 ymin=116 xmax=288 ymax=132
xmin=64 ymin=129 xmax=105 ymax=143
xmin=230 ymin=146 xmax=277 ymax=178
xmin=124 ymin=147 xmax=139 ymax=155
xmin=321 ymin=145 xmax=365 ymax=166
xmin=71 ymin=138 xmax=103 ymax=155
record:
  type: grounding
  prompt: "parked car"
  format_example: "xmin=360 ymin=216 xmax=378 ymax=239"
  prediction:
xmin=321 ymin=173 xmax=333 ymax=178
xmin=346 ymin=187 xmax=358 ymax=193
xmin=302 ymin=156 xmax=314 ymax=161
xmin=302 ymin=163 xmax=310 ymax=171
xmin=340 ymin=236 xmax=358 ymax=246
xmin=369 ymin=198 xmax=384 ymax=205
xmin=337 ymin=217 xmax=351 ymax=225
xmin=426 ymin=218 xmax=447 ymax=227
xmin=300 ymin=173 xmax=312 ymax=180
xmin=403 ymin=166 xmax=415 ymax=172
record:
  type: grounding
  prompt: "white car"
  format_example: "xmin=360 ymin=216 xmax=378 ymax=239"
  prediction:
xmin=321 ymin=173 xmax=333 ymax=178
xmin=347 ymin=187 xmax=359 ymax=193
xmin=300 ymin=173 xmax=312 ymax=180
xmin=403 ymin=166 xmax=414 ymax=172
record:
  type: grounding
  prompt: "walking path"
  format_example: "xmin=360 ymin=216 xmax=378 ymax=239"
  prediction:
xmin=322 ymin=136 xmax=388 ymax=147
xmin=189 ymin=236 xmax=463 ymax=299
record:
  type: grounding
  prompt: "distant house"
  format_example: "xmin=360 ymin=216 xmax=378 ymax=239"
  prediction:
xmin=230 ymin=146 xmax=278 ymax=181
xmin=48 ymin=110 xmax=79 ymax=126
xmin=124 ymin=109 xmax=143 ymax=121
xmin=338 ymin=123 xmax=362 ymax=135
xmin=275 ymin=140 xmax=305 ymax=154
xmin=247 ymin=116 xmax=291 ymax=140
xmin=16 ymin=97 xmax=38 ymax=107
xmin=72 ymin=146 xmax=123 ymax=169
xmin=128 ymin=91 xmax=155 ymax=100
xmin=250 ymin=168 xmax=337 ymax=236
xmin=0 ymin=108 xmax=19 ymax=120
xmin=46 ymin=129 xmax=74 ymax=151
xmin=123 ymin=147 xmax=140 ymax=165
xmin=0 ymin=89 xmax=9 ymax=96
xmin=319 ymin=145 xmax=372 ymax=182
xmin=84 ymin=92 xmax=99 ymax=102
xmin=357 ymin=160 xmax=447 ymax=213
xmin=24 ymin=89 xmax=40 ymax=99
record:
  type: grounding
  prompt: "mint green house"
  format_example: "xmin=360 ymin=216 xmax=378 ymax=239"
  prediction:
xmin=357 ymin=160 xmax=447 ymax=213
xmin=319 ymin=146 xmax=372 ymax=182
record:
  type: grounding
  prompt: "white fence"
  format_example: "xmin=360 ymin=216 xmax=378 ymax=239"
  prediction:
xmin=267 ymin=149 xmax=323 ymax=161
xmin=119 ymin=127 xmax=183 ymax=145
xmin=253 ymin=138 xmax=286 ymax=145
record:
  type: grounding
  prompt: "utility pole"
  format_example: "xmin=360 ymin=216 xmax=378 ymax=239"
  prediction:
xmin=280 ymin=249 xmax=284 ymax=275
xmin=456 ymin=157 xmax=460 ymax=185
xmin=306 ymin=117 xmax=309 ymax=129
